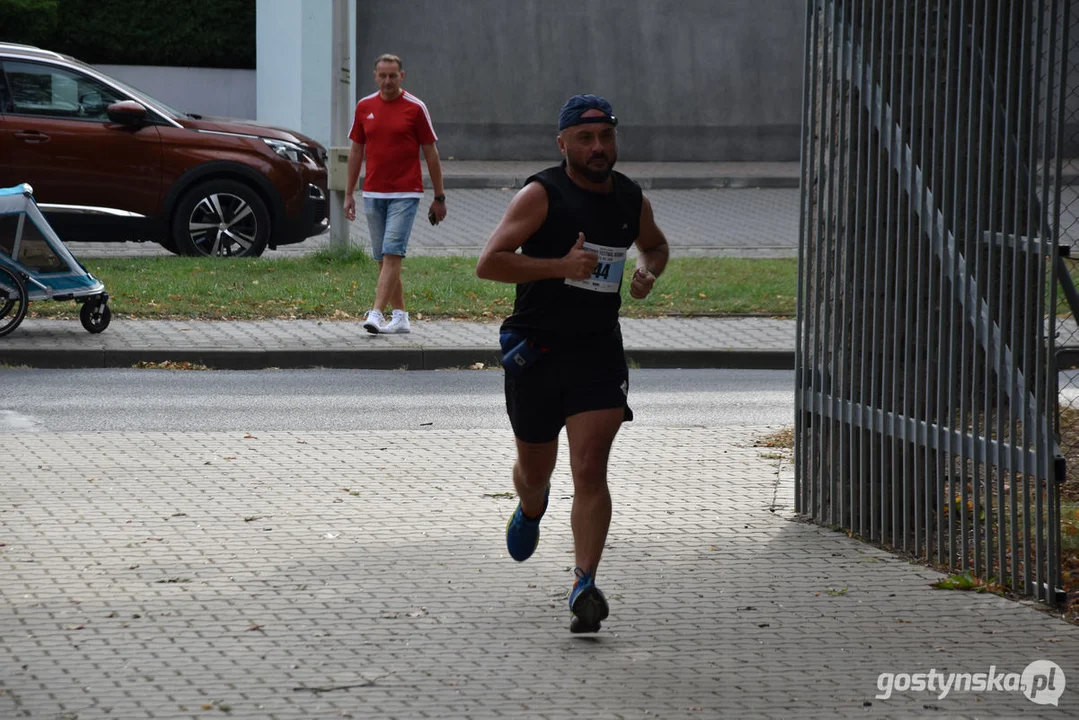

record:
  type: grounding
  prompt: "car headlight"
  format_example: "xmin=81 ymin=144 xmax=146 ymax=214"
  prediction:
xmin=263 ymin=138 xmax=317 ymax=165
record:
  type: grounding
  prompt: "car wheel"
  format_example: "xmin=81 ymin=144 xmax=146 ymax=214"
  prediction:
xmin=157 ymin=234 xmax=181 ymax=255
xmin=172 ymin=180 xmax=271 ymax=258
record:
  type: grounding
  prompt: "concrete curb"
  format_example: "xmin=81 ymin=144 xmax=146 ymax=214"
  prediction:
xmin=1 ymin=346 xmax=795 ymax=371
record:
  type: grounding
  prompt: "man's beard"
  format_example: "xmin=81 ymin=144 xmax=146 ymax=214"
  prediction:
xmin=570 ymin=152 xmax=617 ymax=183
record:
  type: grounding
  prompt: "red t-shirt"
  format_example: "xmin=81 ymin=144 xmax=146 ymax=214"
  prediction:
xmin=349 ymin=91 xmax=438 ymax=198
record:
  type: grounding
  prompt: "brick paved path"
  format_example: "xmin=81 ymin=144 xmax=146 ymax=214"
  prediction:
xmin=66 ymin=188 xmax=801 ymax=260
xmin=2 ymin=427 xmax=1077 ymax=719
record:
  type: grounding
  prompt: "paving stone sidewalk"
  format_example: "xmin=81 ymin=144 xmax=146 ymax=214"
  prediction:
xmin=0 ymin=317 xmax=796 ymax=370
xmin=1 ymin=426 xmax=1076 ymax=719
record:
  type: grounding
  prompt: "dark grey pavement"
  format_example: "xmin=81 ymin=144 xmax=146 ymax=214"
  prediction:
xmin=4 ymin=163 xmax=1079 ymax=719
xmin=3 ymin=426 xmax=1077 ymax=719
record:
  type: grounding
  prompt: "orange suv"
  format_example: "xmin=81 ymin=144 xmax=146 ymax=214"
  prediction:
xmin=0 ymin=43 xmax=328 ymax=257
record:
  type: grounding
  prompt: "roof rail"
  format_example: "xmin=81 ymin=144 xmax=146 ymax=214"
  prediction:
xmin=0 ymin=43 xmax=65 ymax=59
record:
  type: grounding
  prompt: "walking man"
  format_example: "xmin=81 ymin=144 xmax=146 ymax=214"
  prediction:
xmin=476 ymin=94 xmax=670 ymax=633
xmin=344 ymin=53 xmax=447 ymax=334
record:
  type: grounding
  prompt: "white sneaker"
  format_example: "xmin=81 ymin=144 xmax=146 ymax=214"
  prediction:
xmin=362 ymin=309 xmax=385 ymax=334
xmin=381 ymin=309 xmax=411 ymax=334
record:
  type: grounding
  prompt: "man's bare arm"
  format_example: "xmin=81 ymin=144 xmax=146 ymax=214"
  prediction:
xmin=476 ymin=183 xmax=597 ymax=283
xmin=421 ymin=143 xmax=445 ymax=197
xmin=345 ymin=142 xmax=365 ymax=195
xmin=629 ymin=194 xmax=670 ymax=299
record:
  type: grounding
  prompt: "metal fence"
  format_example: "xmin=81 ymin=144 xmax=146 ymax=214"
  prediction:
xmin=795 ymin=0 xmax=1070 ymax=605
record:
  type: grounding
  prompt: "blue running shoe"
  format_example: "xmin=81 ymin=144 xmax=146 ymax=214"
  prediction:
xmin=505 ymin=486 xmax=549 ymax=562
xmin=569 ymin=567 xmax=609 ymax=633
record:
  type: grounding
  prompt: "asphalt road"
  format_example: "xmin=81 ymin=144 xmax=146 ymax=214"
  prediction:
xmin=0 ymin=367 xmax=795 ymax=432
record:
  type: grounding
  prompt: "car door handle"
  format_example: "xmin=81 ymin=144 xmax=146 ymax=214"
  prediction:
xmin=14 ymin=131 xmax=49 ymax=144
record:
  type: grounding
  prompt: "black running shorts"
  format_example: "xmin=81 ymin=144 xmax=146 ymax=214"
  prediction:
xmin=503 ymin=337 xmax=633 ymax=444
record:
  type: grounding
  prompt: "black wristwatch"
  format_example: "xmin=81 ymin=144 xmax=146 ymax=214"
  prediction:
xmin=434 ymin=195 xmax=446 ymax=203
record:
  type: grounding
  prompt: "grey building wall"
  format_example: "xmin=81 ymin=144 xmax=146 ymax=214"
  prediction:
xmin=354 ymin=0 xmax=806 ymax=161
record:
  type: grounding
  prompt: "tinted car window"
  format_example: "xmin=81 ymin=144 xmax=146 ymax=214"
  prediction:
xmin=2 ymin=60 xmax=123 ymax=121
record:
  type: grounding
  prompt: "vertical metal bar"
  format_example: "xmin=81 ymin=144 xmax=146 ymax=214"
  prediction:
xmin=905 ymin=0 xmax=923 ymax=557
xmin=871 ymin=0 xmax=889 ymax=544
xmin=919 ymin=0 xmax=932 ymax=556
xmin=889 ymin=0 xmax=908 ymax=550
xmin=1035 ymin=0 xmax=1060 ymax=600
xmin=1048 ymin=0 xmax=1070 ymax=603
xmin=1006 ymin=0 xmax=1030 ymax=595
xmin=796 ymin=0 xmax=818 ymax=516
xmin=813 ymin=0 xmax=835 ymax=522
xmin=918 ymin=0 xmax=939 ymax=561
xmin=962 ymin=0 xmax=988 ymax=574
xmin=988 ymin=0 xmax=1005 ymax=591
xmin=861 ymin=0 xmax=880 ymax=540
xmin=851 ymin=0 xmax=870 ymax=538
xmin=884 ymin=0 xmax=902 ymax=546
xmin=971 ymin=0 xmax=993 ymax=580
xmin=812 ymin=1 xmax=828 ymax=522
xmin=950 ymin=0 xmax=973 ymax=573
xmin=824 ymin=0 xmax=841 ymax=528
xmin=836 ymin=1 xmax=855 ymax=531
xmin=1024 ymin=0 xmax=1048 ymax=596
xmin=939 ymin=0 xmax=961 ymax=568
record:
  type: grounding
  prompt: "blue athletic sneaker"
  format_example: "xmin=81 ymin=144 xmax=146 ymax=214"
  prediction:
xmin=569 ymin=567 xmax=609 ymax=633
xmin=505 ymin=486 xmax=549 ymax=562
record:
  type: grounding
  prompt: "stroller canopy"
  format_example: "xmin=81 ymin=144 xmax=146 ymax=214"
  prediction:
xmin=0 ymin=183 xmax=78 ymax=274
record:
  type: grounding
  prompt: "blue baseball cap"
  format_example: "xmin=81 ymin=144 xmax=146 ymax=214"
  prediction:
xmin=558 ymin=94 xmax=618 ymax=131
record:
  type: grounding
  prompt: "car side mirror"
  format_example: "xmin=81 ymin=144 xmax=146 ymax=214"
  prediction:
xmin=106 ymin=100 xmax=148 ymax=126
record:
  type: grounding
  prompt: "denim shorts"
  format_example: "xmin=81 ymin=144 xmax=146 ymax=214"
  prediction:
xmin=363 ymin=197 xmax=420 ymax=260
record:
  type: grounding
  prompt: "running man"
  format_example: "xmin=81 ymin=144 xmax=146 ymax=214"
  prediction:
xmin=475 ymin=94 xmax=670 ymax=633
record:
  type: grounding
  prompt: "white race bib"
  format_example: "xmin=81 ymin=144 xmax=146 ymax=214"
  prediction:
xmin=564 ymin=242 xmax=627 ymax=293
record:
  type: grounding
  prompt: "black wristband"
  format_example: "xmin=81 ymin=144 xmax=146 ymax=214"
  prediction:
xmin=434 ymin=195 xmax=446 ymax=202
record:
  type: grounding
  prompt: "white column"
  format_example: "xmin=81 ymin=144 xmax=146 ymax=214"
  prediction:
xmin=257 ymin=0 xmax=355 ymax=248
xmin=255 ymin=0 xmax=335 ymax=150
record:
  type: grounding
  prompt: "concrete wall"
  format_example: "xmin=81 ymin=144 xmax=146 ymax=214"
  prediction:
xmin=96 ymin=65 xmax=256 ymax=120
xmin=353 ymin=0 xmax=807 ymax=161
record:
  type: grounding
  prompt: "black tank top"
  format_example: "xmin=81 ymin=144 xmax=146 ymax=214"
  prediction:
xmin=501 ymin=162 xmax=643 ymax=345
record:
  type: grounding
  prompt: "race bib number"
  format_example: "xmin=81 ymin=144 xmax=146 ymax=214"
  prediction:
xmin=565 ymin=242 xmax=627 ymax=293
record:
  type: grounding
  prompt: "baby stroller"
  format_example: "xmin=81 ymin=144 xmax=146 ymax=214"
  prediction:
xmin=0 ymin=183 xmax=110 ymax=337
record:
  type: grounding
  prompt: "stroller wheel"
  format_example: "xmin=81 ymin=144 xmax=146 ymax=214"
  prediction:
xmin=80 ymin=300 xmax=111 ymax=333
xmin=0 ymin=265 xmax=28 ymax=337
